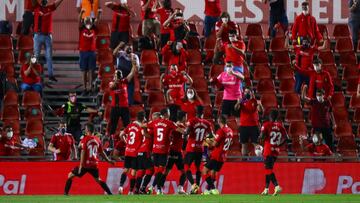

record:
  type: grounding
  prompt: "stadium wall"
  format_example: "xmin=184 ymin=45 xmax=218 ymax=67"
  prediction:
xmin=1 ymin=0 xmax=350 ymax=50
xmin=1 ymin=162 xmax=360 ymax=195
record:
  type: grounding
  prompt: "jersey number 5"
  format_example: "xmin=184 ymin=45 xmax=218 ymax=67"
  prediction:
xmin=157 ymin=128 xmax=164 ymax=141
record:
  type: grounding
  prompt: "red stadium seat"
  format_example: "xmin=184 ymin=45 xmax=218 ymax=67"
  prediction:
xmin=101 ymin=91 xmax=112 ymax=107
xmin=250 ymin=51 xmax=269 ymax=65
xmin=322 ymin=64 xmax=340 ymax=86
xmin=353 ymin=108 xmax=360 ymax=123
xmin=197 ymin=91 xmax=211 ymax=106
xmin=97 ymin=49 xmax=113 ymax=64
xmin=339 ymin=52 xmax=358 ymax=66
xmin=96 ymin=22 xmax=111 ymax=37
xmin=100 ymin=77 xmax=113 ymax=92
xmin=331 ymin=92 xmax=346 ymax=108
xmin=276 ymin=64 xmax=294 ymax=80
xmin=346 ymin=79 xmax=358 ymax=95
xmin=318 ymin=24 xmax=329 ymax=38
xmin=247 ymin=37 xmax=266 ymax=52
xmin=209 ymin=64 xmax=224 ymax=78
xmin=333 ymin=24 xmax=350 ymax=39
xmin=141 ymin=50 xmax=159 ymax=65
xmin=1 ymin=63 xmax=15 ymax=78
xmin=253 ymin=64 xmax=272 ymax=80
xmin=203 ymin=105 xmax=213 ymax=120
xmin=17 ymin=35 xmax=34 ymax=50
xmin=25 ymin=120 xmax=44 ymax=136
xmin=245 ymin=24 xmax=263 ymax=38
xmin=0 ymin=50 xmax=15 ymax=64
xmin=318 ymin=51 xmax=335 ymax=65
xmin=192 ymin=78 xmax=208 ymax=92
xmin=0 ymin=34 xmax=13 ymax=50
xmin=22 ymin=91 xmax=41 ymax=108
xmin=187 ymin=49 xmax=202 ymax=65
xmin=3 ymin=120 xmax=20 ymax=137
xmin=129 ymin=105 xmax=145 ymax=121
xmin=350 ymin=94 xmax=360 ymax=108
xmin=98 ymin=63 xmax=115 ymax=79
xmin=186 ymin=36 xmax=201 ymax=50
xmin=3 ymin=90 xmax=18 ymax=107
xmin=333 ymin=107 xmax=349 ymax=124
xmin=337 ymin=136 xmax=357 ymax=151
xmin=289 ymin=121 xmax=307 ymax=137
xmin=279 ymin=79 xmax=295 ymax=94
xmin=214 ymin=91 xmax=223 ymax=109
xmin=272 ymin=51 xmax=290 ymax=66
xmin=147 ymin=91 xmax=166 ymax=107
xmin=335 ymin=38 xmax=354 ymax=53
xmin=285 ymin=107 xmax=304 ymax=122
xmin=17 ymin=49 xmax=33 ymax=64
xmin=269 ymin=37 xmax=286 ymax=52
xmin=144 ymin=78 xmax=161 ymax=93
xmin=133 ymin=90 xmax=142 ymax=104
xmin=204 ymin=31 xmax=216 ymax=63
xmin=260 ymin=93 xmax=278 ymax=116
xmin=24 ymin=107 xmax=43 ymax=121
xmin=340 ymin=150 xmax=359 ymax=162
xmin=103 ymin=104 xmax=112 ymax=122
xmin=282 ymin=93 xmax=301 ymax=108
xmin=342 ymin=65 xmax=358 ymax=80
xmin=188 ymin=64 xmax=205 ymax=78
xmin=96 ymin=36 xmax=110 ymax=50
xmin=1 ymin=105 xmax=20 ymax=121
xmin=143 ymin=64 xmax=160 ymax=79
xmin=256 ymin=79 xmax=275 ymax=94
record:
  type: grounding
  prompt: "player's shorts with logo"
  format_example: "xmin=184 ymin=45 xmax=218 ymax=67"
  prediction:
xmin=152 ymin=153 xmax=168 ymax=167
xmin=184 ymin=152 xmax=202 ymax=167
xmin=264 ymin=156 xmax=277 ymax=169
xmin=124 ymin=156 xmax=138 ymax=169
xmin=205 ymin=159 xmax=224 ymax=172
xmin=72 ymin=166 xmax=99 ymax=178
xmin=137 ymin=152 xmax=153 ymax=170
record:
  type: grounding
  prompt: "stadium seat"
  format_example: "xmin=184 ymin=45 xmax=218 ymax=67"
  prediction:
xmin=289 ymin=121 xmax=307 ymax=137
xmin=147 ymin=91 xmax=166 ymax=107
xmin=96 ymin=22 xmax=111 ymax=37
xmin=285 ymin=107 xmax=304 ymax=122
xmin=25 ymin=119 xmax=44 ymax=136
xmin=245 ymin=24 xmax=263 ymax=38
xmin=203 ymin=31 xmax=216 ymax=62
xmin=1 ymin=63 xmax=15 ymax=78
xmin=203 ymin=105 xmax=213 ymax=120
xmin=3 ymin=90 xmax=18 ymax=107
xmin=322 ymin=64 xmax=340 ymax=85
xmin=97 ymin=49 xmax=113 ymax=64
xmin=339 ymin=52 xmax=358 ymax=65
xmin=197 ymin=91 xmax=212 ymax=106
xmin=256 ymin=79 xmax=275 ymax=94
xmin=187 ymin=49 xmax=202 ymax=65
xmin=192 ymin=78 xmax=208 ymax=92
xmin=141 ymin=50 xmax=159 ymax=65
xmin=276 ymin=64 xmax=294 ymax=80
xmin=346 ymin=79 xmax=358 ymax=94
xmin=0 ymin=34 xmax=13 ymax=50
xmin=337 ymin=135 xmax=357 ymax=151
xmin=100 ymin=77 xmax=113 ymax=92
xmin=186 ymin=36 xmax=201 ymax=50
xmin=214 ymin=91 xmax=223 ymax=109
xmin=279 ymin=79 xmax=296 ymax=94
xmin=17 ymin=49 xmax=33 ymax=64
xmin=103 ymin=104 xmax=112 ymax=122
xmin=282 ymin=93 xmax=301 ymax=108
xmin=143 ymin=64 xmax=160 ymax=79
xmin=3 ymin=120 xmax=20 ymax=137
xmin=96 ymin=36 xmax=110 ymax=50
xmin=144 ymin=78 xmax=161 ymax=93
xmin=333 ymin=107 xmax=350 ymax=125
xmin=27 ymin=135 xmax=45 ymax=157
xmin=342 ymin=65 xmax=358 ymax=80
xmin=350 ymin=94 xmax=360 ymax=108
xmin=1 ymin=105 xmax=20 ymax=121
xmin=187 ymin=64 xmax=205 ymax=79
xmin=269 ymin=37 xmax=286 ymax=52
xmin=272 ymin=51 xmax=290 ymax=66
xmin=17 ymin=35 xmax=34 ymax=50
xmin=318 ymin=24 xmax=329 ymax=38
xmin=260 ymin=93 xmax=278 ymax=116
xmin=318 ymin=51 xmax=335 ymax=65
xmin=0 ymin=50 xmax=15 ymax=64
xmin=98 ymin=63 xmax=115 ymax=79
xmin=209 ymin=64 xmax=224 ymax=79
xmin=353 ymin=108 xmax=360 ymax=123
xmin=247 ymin=37 xmax=266 ymax=52
xmin=335 ymin=37 xmax=354 ymax=53
xmin=22 ymin=91 xmax=41 ymax=108
xmin=253 ymin=64 xmax=272 ymax=80
xmin=331 ymin=92 xmax=346 ymax=108
xmin=334 ymin=122 xmax=353 ymax=138
xmin=333 ymin=24 xmax=350 ymax=39
xmin=250 ymin=51 xmax=269 ymax=65
xmin=340 ymin=150 xmax=359 ymax=162
xmin=129 ymin=105 xmax=145 ymax=121
xmin=24 ymin=107 xmax=43 ymax=121
xmin=101 ymin=91 xmax=112 ymax=107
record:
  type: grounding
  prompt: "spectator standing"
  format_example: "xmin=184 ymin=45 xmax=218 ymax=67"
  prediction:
xmin=113 ymin=42 xmax=140 ymax=105
xmin=180 ymin=88 xmax=203 ymax=121
xmin=163 ymin=8 xmax=190 ymax=42
xmin=76 ymin=0 xmax=101 ymax=19
xmin=20 ymin=55 xmax=43 ymax=94
xmin=215 ymin=12 xmax=238 ymax=45
xmin=263 ymin=0 xmax=288 ymax=38
xmin=204 ymin=0 xmax=221 ymax=38
xmin=349 ymin=0 xmax=360 ymax=51
xmin=33 ymin=0 xmax=65 ymax=82
xmin=105 ymin=0 xmax=136 ymax=49
xmin=48 ymin=121 xmax=77 ymax=161
xmin=22 ymin=0 xmax=37 ymax=35
xmin=299 ymin=132 xmax=333 ymax=160
xmin=155 ymin=0 xmax=174 ymax=47
xmin=161 ymin=41 xmax=188 ymax=72
xmin=301 ymin=88 xmax=335 ymax=151
xmin=141 ymin=0 xmax=161 ymax=37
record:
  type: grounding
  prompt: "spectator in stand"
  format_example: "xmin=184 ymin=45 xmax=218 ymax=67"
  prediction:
xmin=204 ymin=0 xmax=221 ymax=38
xmin=48 ymin=121 xmax=77 ymax=161
xmin=76 ymin=0 xmax=101 ymax=19
xmin=60 ymin=91 xmax=101 ymax=143
xmin=263 ymin=0 xmax=288 ymax=38
xmin=33 ymin=0 xmax=65 ymax=82
xmin=0 ymin=126 xmax=26 ymax=157
xmin=155 ymin=0 xmax=174 ymax=47
xmin=214 ymin=12 xmax=238 ymax=54
xmin=293 ymin=58 xmax=334 ymax=99
xmin=285 ymin=31 xmax=327 ymax=94
xmin=163 ymin=8 xmax=190 ymax=42
xmin=349 ymin=0 xmax=360 ymax=51
xmin=105 ymin=0 xmax=136 ymax=49
xmin=301 ymin=88 xmax=335 ymax=151
xmin=299 ymin=132 xmax=333 ymax=160
xmin=161 ymin=64 xmax=193 ymax=121
xmin=180 ymin=88 xmax=203 ymax=121
xmin=291 ymin=1 xmax=323 ymax=45
xmin=235 ymin=88 xmax=263 ymax=156
xmin=210 ymin=61 xmax=244 ymax=118
xmin=78 ymin=9 xmax=101 ymax=95
xmin=108 ymin=66 xmax=136 ymax=140
xmin=22 ymin=0 xmax=36 ymax=35
xmin=161 ymin=41 xmax=188 ymax=72
xmin=113 ymin=42 xmax=140 ymax=105
xmin=141 ymin=0 xmax=161 ymax=38
xmin=20 ymin=55 xmax=43 ymax=95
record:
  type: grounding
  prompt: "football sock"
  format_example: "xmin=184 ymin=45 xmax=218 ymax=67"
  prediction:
xmin=159 ymin=173 xmax=168 ymax=188
xmin=205 ymin=176 xmax=215 ymax=190
xmin=142 ymin=174 xmax=152 ymax=189
xmin=270 ymin=173 xmax=278 ymax=186
xmin=179 ymin=173 xmax=186 ymax=186
xmin=186 ymin=170 xmax=194 ymax=185
xmin=64 ymin=179 xmax=72 ymax=195
xmin=265 ymin=174 xmax=271 ymax=188
xmin=120 ymin=172 xmax=127 ymax=187
xmin=129 ymin=178 xmax=136 ymax=192
xmin=155 ymin=173 xmax=163 ymax=189
xmin=99 ymin=181 xmax=112 ymax=195
xmin=135 ymin=170 xmax=145 ymax=191
xmin=196 ymin=170 xmax=201 ymax=185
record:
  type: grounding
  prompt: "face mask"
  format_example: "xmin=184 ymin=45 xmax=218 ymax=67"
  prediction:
xmin=30 ymin=57 xmax=37 ymax=64
xmin=60 ymin=128 xmax=66 ymax=135
xmin=120 ymin=0 xmax=127 ymax=4
xmin=176 ymin=44 xmax=182 ymax=50
xmin=302 ymin=7 xmax=309 ymax=15
xmin=187 ymin=91 xmax=195 ymax=99
xmin=245 ymin=93 xmax=251 ymax=100
xmin=41 ymin=0 xmax=48 ymax=6
xmin=312 ymin=136 xmax=319 ymax=144
xmin=69 ymin=96 xmax=76 ymax=103
xmin=316 ymin=95 xmax=324 ymax=103
xmin=229 ymin=36 xmax=236 ymax=42
xmin=314 ymin=65 xmax=321 ymax=72
xmin=6 ymin=131 xmax=13 ymax=139
xmin=85 ymin=24 xmax=92 ymax=30
xmin=126 ymin=48 xmax=132 ymax=54
xmin=221 ymin=17 xmax=228 ymax=23
xmin=225 ymin=66 xmax=232 ymax=73
xmin=170 ymin=70 xmax=177 ymax=76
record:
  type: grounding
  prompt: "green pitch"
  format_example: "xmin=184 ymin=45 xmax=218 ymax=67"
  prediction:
xmin=1 ymin=195 xmax=360 ymax=203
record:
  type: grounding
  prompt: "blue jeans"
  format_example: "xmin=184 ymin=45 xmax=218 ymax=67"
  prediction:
xmin=349 ymin=17 xmax=360 ymax=51
xmin=127 ymin=81 xmax=134 ymax=105
xmin=294 ymin=72 xmax=309 ymax=94
xmin=34 ymin=33 xmax=53 ymax=77
xmin=269 ymin=13 xmax=288 ymax=38
xmin=204 ymin=16 xmax=219 ymax=38
xmin=21 ymin=83 xmax=43 ymax=94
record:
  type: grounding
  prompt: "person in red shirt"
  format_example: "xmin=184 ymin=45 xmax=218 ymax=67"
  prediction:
xmin=0 ymin=126 xmax=26 ymax=157
xmin=64 ymin=123 xmax=114 ymax=195
xmin=161 ymin=64 xmax=193 ymax=121
xmin=33 ymin=0 xmax=64 ymax=82
xmin=202 ymin=115 xmax=233 ymax=195
xmin=78 ymin=9 xmax=101 ymax=94
xmin=118 ymin=111 xmax=147 ymax=194
xmin=48 ymin=121 xmax=77 ymax=161
xmin=204 ymin=0 xmax=221 ymax=38
xmin=184 ymin=106 xmax=214 ymax=194
xmin=141 ymin=0 xmax=161 ymax=37
xmin=214 ymin=12 xmax=238 ymax=49
xmin=20 ymin=55 xmax=43 ymax=94
xmin=155 ymin=0 xmax=174 ymax=47
xmin=259 ymin=109 xmax=289 ymax=196
xmin=161 ymin=41 xmax=188 ymax=71
xmin=180 ymin=88 xmax=203 ymax=121
xmin=235 ymin=88 xmax=263 ymax=156
xmin=163 ymin=8 xmax=190 ymax=42
xmin=300 ymin=132 xmax=333 ymax=161
xmin=105 ymin=1 xmax=136 ymax=49
xmin=291 ymin=2 xmax=323 ymax=46
xmin=108 ymin=65 xmax=136 ymax=139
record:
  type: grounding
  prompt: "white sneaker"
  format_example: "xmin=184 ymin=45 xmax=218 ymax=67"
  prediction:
xmin=210 ymin=189 xmax=219 ymax=195
xmin=177 ymin=186 xmax=186 ymax=194
xmin=261 ymin=188 xmax=269 ymax=195
xmin=128 ymin=191 xmax=134 ymax=195
xmin=156 ymin=189 xmax=163 ymax=195
xmin=118 ymin=186 xmax=124 ymax=194
xmin=273 ymin=186 xmax=282 ymax=196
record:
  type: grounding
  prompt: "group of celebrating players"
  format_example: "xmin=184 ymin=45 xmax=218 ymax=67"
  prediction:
xmin=63 ymin=105 xmax=288 ymax=196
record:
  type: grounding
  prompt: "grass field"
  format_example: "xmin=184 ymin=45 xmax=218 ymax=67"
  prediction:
xmin=1 ymin=194 xmax=359 ymax=203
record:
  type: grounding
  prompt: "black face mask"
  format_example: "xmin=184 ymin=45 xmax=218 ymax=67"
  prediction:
xmin=41 ymin=0 xmax=48 ymax=7
xmin=245 ymin=93 xmax=251 ymax=100
xmin=126 ymin=48 xmax=132 ymax=54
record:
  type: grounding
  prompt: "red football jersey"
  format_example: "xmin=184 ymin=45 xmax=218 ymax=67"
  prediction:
xmin=162 ymin=73 xmax=187 ymax=104
xmin=79 ymin=27 xmax=96 ymax=51
xmin=223 ymin=41 xmax=246 ymax=67
xmin=306 ymin=143 xmax=332 ymax=156
xmin=210 ymin=125 xmax=233 ymax=162
xmin=50 ymin=132 xmax=75 ymax=161
xmin=80 ymin=135 xmax=103 ymax=168
xmin=148 ymin=118 xmax=177 ymax=154
xmin=186 ymin=117 xmax=213 ymax=153
xmin=123 ymin=122 xmax=144 ymax=157
xmin=239 ymin=98 xmax=259 ymax=127
xmin=111 ymin=5 xmax=131 ymax=32
xmin=33 ymin=3 xmax=56 ymax=34
xmin=110 ymin=79 xmax=129 ymax=107
xmin=157 ymin=7 xmax=172 ymax=34
xmin=261 ymin=121 xmax=287 ymax=157
xmin=138 ymin=134 xmax=153 ymax=154
xmin=180 ymin=100 xmax=202 ymax=121
xmin=141 ymin=0 xmax=156 ymax=19
xmin=215 ymin=21 xmax=238 ymax=43
xmin=170 ymin=122 xmax=185 ymax=152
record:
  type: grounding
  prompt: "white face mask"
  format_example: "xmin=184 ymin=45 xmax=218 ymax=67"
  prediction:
xmin=6 ymin=131 xmax=13 ymax=139
xmin=314 ymin=65 xmax=321 ymax=72
xmin=221 ymin=17 xmax=228 ymax=23
xmin=225 ymin=66 xmax=232 ymax=73
xmin=30 ymin=57 xmax=37 ymax=64
xmin=120 ymin=0 xmax=127 ymax=4
xmin=187 ymin=91 xmax=195 ymax=99
xmin=229 ymin=36 xmax=236 ymax=42
xmin=316 ymin=95 xmax=324 ymax=102
xmin=176 ymin=43 xmax=182 ymax=50
xmin=85 ymin=24 xmax=92 ymax=30
xmin=312 ymin=136 xmax=319 ymax=144
xmin=302 ymin=8 xmax=309 ymax=15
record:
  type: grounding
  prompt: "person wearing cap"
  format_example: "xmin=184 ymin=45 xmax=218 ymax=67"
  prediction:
xmin=291 ymin=2 xmax=323 ymax=46
xmin=349 ymin=0 xmax=360 ymax=51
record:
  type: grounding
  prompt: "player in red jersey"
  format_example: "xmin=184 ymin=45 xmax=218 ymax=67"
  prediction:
xmin=259 ymin=109 xmax=289 ymax=196
xmin=147 ymin=108 xmax=184 ymax=194
xmin=118 ymin=111 xmax=147 ymax=194
xmin=202 ymin=115 xmax=233 ymax=195
xmin=184 ymin=106 xmax=214 ymax=194
xmin=64 ymin=123 xmax=114 ymax=195
xmin=48 ymin=121 xmax=77 ymax=161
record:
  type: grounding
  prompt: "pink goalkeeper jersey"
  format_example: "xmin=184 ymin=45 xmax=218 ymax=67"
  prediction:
xmin=217 ymin=72 xmax=242 ymax=101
